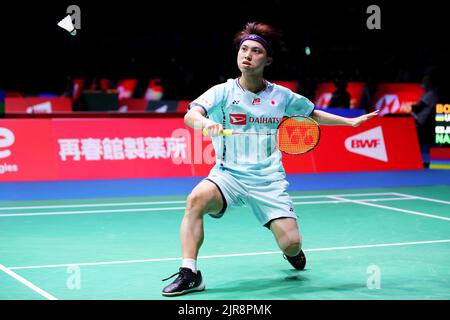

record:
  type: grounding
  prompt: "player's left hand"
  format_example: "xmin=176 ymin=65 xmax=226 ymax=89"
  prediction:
xmin=351 ymin=110 xmax=379 ymax=127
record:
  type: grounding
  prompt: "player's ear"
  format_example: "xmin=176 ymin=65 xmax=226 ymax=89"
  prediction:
xmin=265 ymin=57 xmax=273 ymax=66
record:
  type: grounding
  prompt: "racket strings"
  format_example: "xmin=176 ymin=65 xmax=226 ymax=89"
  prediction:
xmin=277 ymin=117 xmax=320 ymax=154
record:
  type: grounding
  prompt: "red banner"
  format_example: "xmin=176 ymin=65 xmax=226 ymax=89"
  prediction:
xmin=272 ymin=80 xmax=299 ymax=92
xmin=282 ymin=117 xmax=423 ymax=173
xmin=0 ymin=120 xmax=58 ymax=180
xmin=117 ymin=99 xmax=192 ymax=113
xmin=373 ymin=83 xmax=424 ymax=116
xmin=314 ymin=82 xmax=366 ymax=109
xmin=5 ymin=97 xmax=72 ymax=113
xmin=117 ymin=98 xmax=148 ymax=112
xmin=0 ymin=117 xmax=422 ymax=181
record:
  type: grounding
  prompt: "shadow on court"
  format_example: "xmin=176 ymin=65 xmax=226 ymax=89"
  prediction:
xmin=205 ymin=271 xmax=367 ymax=298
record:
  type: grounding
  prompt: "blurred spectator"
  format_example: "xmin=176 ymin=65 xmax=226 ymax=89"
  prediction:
xmin=117 ymin=79 xmax=140 ymax=100
xmin=359 ymin=75 xmax=377 ymax=113
xmin=328 ymin=77 xmax=351 ymax=108
xmin=145 ymin=78 xmax=164 ymax=101
xmin=89 ymin=76 xmax=116 ymax=92
xmin=411 ymin=66 xmax=442 ymax=149
xmin=62 ymin=76 xmax=84 ymax=99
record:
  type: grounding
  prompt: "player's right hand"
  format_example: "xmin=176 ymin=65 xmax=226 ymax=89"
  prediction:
xmin=203 ymin=120 xmax=223 ymax=137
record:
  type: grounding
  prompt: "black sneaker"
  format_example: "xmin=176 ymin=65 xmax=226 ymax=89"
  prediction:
xmin=284 ymin=250 xmax=306 ymax=270
xmin=162 ymin=267 xmax=205 ymax=297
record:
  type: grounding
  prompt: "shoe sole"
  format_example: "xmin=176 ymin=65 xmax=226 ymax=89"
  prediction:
xmin=162 ymin=280 xmax=206 ymax=297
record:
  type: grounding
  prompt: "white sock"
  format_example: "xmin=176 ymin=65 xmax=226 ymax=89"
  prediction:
xmin=181 ymin=258 xmax=197 ymax=273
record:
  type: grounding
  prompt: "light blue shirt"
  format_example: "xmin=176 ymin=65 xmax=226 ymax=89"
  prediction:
xmin=189 ymin=78 xmax=314 ymax=184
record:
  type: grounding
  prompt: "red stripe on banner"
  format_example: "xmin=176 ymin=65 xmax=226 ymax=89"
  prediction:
xmin=429 ymin=147 xmax=450 ymax=160
xmin=5 ymin=98 xmax=72 ymax=113
xmin=0 ymin=117 xmax=422 ymax=181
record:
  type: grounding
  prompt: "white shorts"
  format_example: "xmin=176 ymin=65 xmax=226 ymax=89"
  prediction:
xmin=205 ymin=168 xmax=297 ymax=228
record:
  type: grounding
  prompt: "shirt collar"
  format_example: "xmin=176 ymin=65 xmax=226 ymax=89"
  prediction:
xmin=235 ymin=78 xmax=272 ymax=95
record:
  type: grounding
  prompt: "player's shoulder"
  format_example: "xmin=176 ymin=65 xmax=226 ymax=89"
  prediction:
xmin=268 ymin=81 xmax=314 ymax=110
xmin=270 ymin=82 xmax=314 ymax=105
xmin=224 ymin=78 xmax=240 ymax=91
xmin=207 ymin=79 xmax=235 ymax=93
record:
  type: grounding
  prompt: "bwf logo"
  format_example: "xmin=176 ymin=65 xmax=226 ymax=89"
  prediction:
xmin=345 ymin=126 xmax=388 ymax=162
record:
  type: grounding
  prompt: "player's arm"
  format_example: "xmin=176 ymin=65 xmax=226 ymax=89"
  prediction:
xmin=311 ymin=109 xmax=379 ymax=127
xmin=184 ymin=106 xmax=223 ymax=136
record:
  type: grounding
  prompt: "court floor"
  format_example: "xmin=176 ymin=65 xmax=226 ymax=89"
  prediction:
xmin=0 ymin=185 xmax=449 ymax=300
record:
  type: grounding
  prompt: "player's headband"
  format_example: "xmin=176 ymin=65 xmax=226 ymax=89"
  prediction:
xmin=239 ymin=34 xmax=273 ymax=56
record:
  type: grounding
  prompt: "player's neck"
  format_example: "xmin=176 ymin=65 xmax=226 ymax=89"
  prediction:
xmin=239 ymin=75 xmax=266 ymax=93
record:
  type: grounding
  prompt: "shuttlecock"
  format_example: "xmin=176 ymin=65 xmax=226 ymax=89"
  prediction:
xmin=57 ymin=15 xmax=77 ymax=36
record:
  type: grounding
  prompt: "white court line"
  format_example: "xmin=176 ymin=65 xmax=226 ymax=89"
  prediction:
xmin=0 ymin=198 xmax=413 ymax=218
xmin=0 ymin=200 xmax=186 ymax=211
xmin=0 ymin=264 xmax=57 ymax=300
xmin=328 ymin=196 xmax=450 ymax=221
xmin=0 ymin=192 xmax=400 ymax=211
xmin=294 ymin=197 xmax=412 ymax=205
xmin=390 ymin=193 xmax=450 ymax=205
xmin=291 ymin=192 xmax=398 ymax=200
xmin=0 ymin=206 xmax=186 ymax=217
xmin=8 ymin=239 xmax=450 ymax=271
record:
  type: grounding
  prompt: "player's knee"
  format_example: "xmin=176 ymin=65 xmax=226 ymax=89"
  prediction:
xmin=185 ymin=192 xmax=209 ymax=215
xmin=281 ymin=239 xmax=301 ymax=257
xmin=281 ymin=234 xmax=301 ymax=252
xmin=286 ymin=238 xmax=301 ymax=251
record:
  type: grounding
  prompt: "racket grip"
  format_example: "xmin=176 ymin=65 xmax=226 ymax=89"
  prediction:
xmin=202 ymin=128 xmax=233 ymax=136
xmin=221 ymin=129 xmax=233 ymax=136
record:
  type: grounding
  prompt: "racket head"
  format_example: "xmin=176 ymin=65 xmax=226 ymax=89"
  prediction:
xmin=276 ymin=115 xmax=321 ymax=154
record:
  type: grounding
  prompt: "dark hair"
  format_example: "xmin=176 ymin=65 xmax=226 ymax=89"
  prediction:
xmin=233 ymin=21 xmax=283 ymax=57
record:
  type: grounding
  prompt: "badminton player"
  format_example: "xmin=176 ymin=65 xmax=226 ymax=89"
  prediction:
xmin=162 ymin=21 xmax=378 ymax=296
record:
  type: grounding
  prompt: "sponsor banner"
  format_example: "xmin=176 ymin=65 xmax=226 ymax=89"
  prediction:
xmin=314 ymin=82 xmax=366 ymax=109
xmin=315 ymin=106 xmax=364 ymax=117
xmin=0 ymin=120 xmax=58 ymax=180
xmin=118 ymin=98 xmax=148 ymax=112
xmin=0 ymin=117 xmax=422 ymax=181
xmin=147 ymin=100 xmax=180 ymax=113
xmin=373 ymin=83 xmax=424 ymax=116
xmin=117 ymin=99 xmax=192 ymax=113
xmin=282 ymin=117 xmax=423 ymax=173
xmin=5 ymin=97 xmax=72 ymax=113
xmin=0 ymin=118 xmax=204 ymax=181
xmin=53 ymin=118 xmax=202 ymax=180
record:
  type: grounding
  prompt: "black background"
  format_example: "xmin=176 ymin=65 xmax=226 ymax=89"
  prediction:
xmin=0 ymin=0 xmax=449 ymax=306
xmin=1 ymin=0 xmax=449 ymax=100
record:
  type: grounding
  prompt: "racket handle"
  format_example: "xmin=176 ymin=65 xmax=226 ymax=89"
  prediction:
xmin=202 ymin=128 xmax=233 ymax=136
